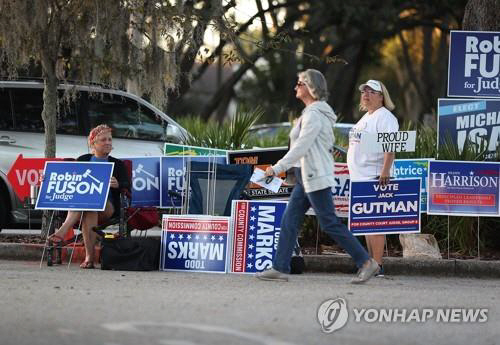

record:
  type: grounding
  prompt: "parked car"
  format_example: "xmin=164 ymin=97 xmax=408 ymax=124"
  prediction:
xmin=248 ymin=121 xmax=354 ymax=159
xmin=248 ymin=121 xmax=354 ymax=142
xmin=0 ymin=80 xmax=188 ymax=231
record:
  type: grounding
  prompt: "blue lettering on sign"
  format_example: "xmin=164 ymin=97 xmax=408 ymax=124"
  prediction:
xmin=333 ymin=177 xmax=349 ymax=197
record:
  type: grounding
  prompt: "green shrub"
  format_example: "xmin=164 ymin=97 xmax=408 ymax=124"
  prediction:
xmin=179 ymin=106 xmax=263 ymax=150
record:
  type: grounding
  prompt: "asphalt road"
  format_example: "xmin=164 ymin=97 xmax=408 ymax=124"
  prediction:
xmin=1 ymin=260 xmax=498 ymax=345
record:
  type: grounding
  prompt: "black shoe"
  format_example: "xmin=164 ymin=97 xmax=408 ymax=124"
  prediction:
xmin=375 ymin=265 xmax=384 ymax=278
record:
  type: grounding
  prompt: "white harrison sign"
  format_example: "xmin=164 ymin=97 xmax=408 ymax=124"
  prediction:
xmin=360 ymin=131 xmax=416 ymax=153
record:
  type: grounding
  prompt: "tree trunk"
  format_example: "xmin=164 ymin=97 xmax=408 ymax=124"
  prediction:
xmin=41 ymin=66 xmax=58 ymax=158
xmin=40 ymin=56 xmax=59 ymax=237
xmin=462 ymin=0 xmax=500 ymax=30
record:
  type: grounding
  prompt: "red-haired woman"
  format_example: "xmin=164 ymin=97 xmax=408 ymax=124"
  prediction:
xmin=47 ymin=124 xmax=130 ymax=268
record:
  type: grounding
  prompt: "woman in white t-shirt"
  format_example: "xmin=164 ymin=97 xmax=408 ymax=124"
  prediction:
xmin=347 ymin=79 xmax=399 ymax=276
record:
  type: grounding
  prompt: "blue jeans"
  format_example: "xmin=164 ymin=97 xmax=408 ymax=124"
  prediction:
xmin=273 ymin=168 xmax=370 ymax=273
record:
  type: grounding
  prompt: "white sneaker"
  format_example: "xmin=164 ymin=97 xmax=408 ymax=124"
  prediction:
xmin=256 ymin=268 xmax=289 ymax=282
xmin=351 ymin=259 xmax=379 ymax=284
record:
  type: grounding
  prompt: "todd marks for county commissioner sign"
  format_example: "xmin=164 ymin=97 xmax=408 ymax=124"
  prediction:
xmin=448 ymin=31 xmax=500 ymax=98
xmin=160 ymin=215 xmax=230 ymax=273
xmin=230 ymin=200 xmax=287 ymax=274
xmin=35 ymin=161 xmax=113 ymax=211
xmin=428 ymin=161 xmax=500 ymax=216
xmin=348 ymin=179 xmax=421 ymax=235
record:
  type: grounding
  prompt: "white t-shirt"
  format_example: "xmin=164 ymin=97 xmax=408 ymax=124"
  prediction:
xmin=347 ymin=106 xmax=399 ymax=180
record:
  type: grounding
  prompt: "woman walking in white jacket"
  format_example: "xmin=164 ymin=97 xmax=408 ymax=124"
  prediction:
xmin=256 ymin=69 xmax=378 ymax=284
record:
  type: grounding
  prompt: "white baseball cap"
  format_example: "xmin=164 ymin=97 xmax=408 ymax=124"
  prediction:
xmin=359 ymin=80 xmax=382 ymax=92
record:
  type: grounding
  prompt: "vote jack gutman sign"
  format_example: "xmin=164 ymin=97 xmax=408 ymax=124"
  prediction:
xmin=348 ymin=179 xmax=421 ymax=235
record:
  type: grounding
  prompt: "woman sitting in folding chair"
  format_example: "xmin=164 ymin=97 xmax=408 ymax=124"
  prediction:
xmin=47 ymin=124 xmax=130 ymax=268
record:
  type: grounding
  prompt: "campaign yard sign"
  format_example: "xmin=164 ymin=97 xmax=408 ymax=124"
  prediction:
xmin=227 ymin=147 xmax=292 ymax=199
xmin=160 ymin=215 xmax=230 ymax=273
xmin=35 ymin=161 xmax=113 ymax=211
xmin=124 ymin=157 xmax=161 ymax=207
xmin=160 ymin=156 xmax=227 ymax=208
xmin=306 ymin=163 xmax=350 ymax=218
xmin=360 ymin=131 xmax=416 ymax=153
xmin=164 ymin=143 xmax=227 ymax=156
xmin=448 ymin=31 xmax=500 ymax=98
xmin=332 ymin=163 xmax=350 ymax=217
xmin=230 ymin=200 xmax=287 ymax=274
xmin=393 ymin=159 xmax=431 ymax=213
xmin=437 ymin=99 xmax=500 ymax=160
xmin=428 ymin=160 xmax=500 ymax=217
xmin=349 ymin=179 xmax=421 ymax=235
xmin=6 ymin=154 xmax=64 ymax=201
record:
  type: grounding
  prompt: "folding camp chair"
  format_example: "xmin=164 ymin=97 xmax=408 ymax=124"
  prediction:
xmin=185 ymin=160 xmax=253 ymax=216
xmin=93 ymin=159 xmax=159 ymax=237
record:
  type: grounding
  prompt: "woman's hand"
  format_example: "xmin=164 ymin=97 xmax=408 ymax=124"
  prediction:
xmin=110 ymin=176 xmax=119 ymax=189
xmin=265 ymin=166 xmax=275 ymax=177
xmin=378 ymin=173 xmax=390 ymax=186
xmin=379 ymin=152 xmax=395 ymax=186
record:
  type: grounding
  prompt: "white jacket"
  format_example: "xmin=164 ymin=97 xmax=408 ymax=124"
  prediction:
xmin=272 ymin=101 xmax=337 ymax=193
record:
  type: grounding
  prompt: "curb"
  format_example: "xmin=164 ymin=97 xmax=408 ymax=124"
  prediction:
xmin=304 ymin=255 xmax=500 ymax=278
xmin=0 ymin=243 xmax=99 ymax=264
xmin=1 ymin=243 xmax=499 ymax=278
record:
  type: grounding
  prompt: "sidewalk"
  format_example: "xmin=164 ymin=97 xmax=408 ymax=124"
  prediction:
xmin=1 ymin=242 xmax=499 ymax=278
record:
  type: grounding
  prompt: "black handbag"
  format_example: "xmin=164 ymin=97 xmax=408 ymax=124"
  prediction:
xmin=100 ymin=237 xmax=160 ymax=271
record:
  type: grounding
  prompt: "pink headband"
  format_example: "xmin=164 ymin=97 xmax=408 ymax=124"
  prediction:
xmin=88 ymin=124 xmax=112 ymax=148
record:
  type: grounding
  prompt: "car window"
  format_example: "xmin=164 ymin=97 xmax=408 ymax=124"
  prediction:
xmin=0 ymin=88 xmax=81 ymax=135
xmin=0 ymin=88 xmax=13 ymax=130
xmin=87 ymin=93 xmax=166 ymax=141
xmin=136 ymin=104 xmax=167 ymax=140
xmin=9 ymin=88 xmax=44 ymax=132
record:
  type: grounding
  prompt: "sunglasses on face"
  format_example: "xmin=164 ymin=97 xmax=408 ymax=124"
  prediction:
xmin=360 ymin=89 xmax=381 ymax=95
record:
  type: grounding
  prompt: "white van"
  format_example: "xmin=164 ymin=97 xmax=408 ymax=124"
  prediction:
xmin=0 ymin=80 xmax=187 ymax=230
